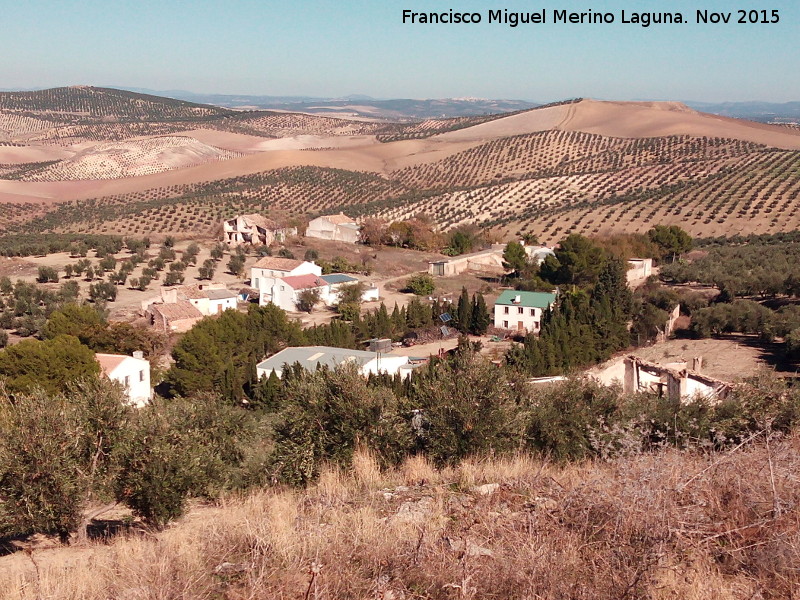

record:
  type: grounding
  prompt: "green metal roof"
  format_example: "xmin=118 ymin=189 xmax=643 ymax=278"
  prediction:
xmin=494 ymin=290 xmax=556 ymax=308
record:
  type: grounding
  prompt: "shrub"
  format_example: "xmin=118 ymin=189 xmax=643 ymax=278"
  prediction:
xmin=227 ymin=254 xmax=245 ymax=277
xmin=406 ymin=273 xmax=435 ymax=296
xmin=36 ymin=266 xmax=59 ymax=283
xmin=0 ymin=389 xmax=86 ymax=539
xmin=198 ymin=258 xmax=216 ymax=280
xmin=113 ymin=396 xmax=252 ymax=528
xmin=89 ymin=281 xmax=118 ymax=302
xmin=296 ymin=288 xmax=321 ymax=313
xmin=271 ymin=364 xmax=411 ymax=485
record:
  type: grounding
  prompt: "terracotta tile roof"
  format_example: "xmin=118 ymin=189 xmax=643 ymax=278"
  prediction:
xmin=239 ymin=214 xmax=279 ymax=230
xmin=320 ymin=213 xmax=356 ymax=225
xmin=281 ymin=274 xmax=326 ymax=290
xmin=150 ymin=301 xmax=203 ymax=321
xmin=323 ymin=213 xmax=355 ymax=225
xmin=95 ymin=353 xmax=127 ymax=375
xmin=176 ymin=285 xmax=207 ymax=300
xmin=252 ymin=256 xmax=305 ymax=271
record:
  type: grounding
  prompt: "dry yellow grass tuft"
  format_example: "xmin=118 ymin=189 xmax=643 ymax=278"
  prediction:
xmin=3 ymin=441 xmax=800 ymax=599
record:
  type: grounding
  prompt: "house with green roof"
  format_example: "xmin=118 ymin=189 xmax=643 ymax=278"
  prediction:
xmin=493 ymin=290 xmax=557 ymax=334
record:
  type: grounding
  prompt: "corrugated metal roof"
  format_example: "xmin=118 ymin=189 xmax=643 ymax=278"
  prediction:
xmin=205 ymin=289 xmax=238 ymax=300
xmin=257 ymin=346 xmax=378 ymax=374
xmin=320 ymin=273 xmax=358 ymax=285
xmin=494 ymin=290 xmax=557 ymax=308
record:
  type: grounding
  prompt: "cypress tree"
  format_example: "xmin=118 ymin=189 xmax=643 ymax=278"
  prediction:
xmin=456 ymin=287 xmax=472 ymax=333
xmin=470 ymin=293 xmax=490 ymax=335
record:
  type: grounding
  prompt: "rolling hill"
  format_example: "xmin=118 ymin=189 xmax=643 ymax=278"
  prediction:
xmin=1 ymin=87 xmax=799 ymax=242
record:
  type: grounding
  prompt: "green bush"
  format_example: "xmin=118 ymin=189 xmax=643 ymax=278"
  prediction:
xmin=113 ymin=396 xmax=252 ymax=528
xmin=271 ymin=364 xmax=412 ymax=485
xmin=406 ymin=273 xmax=435 ymax=296
xmin=411 ymin=344 xmax=523 ymax=465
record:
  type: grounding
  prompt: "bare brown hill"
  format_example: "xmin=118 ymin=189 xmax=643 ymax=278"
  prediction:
xmin=1 ymin=92 xmax=800 ymax=240
xmin=434 ymin=99 xmax=800 ymax=150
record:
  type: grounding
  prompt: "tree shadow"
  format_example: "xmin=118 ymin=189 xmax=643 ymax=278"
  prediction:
xmin=724 ymin=334 xmax=800 ymax=376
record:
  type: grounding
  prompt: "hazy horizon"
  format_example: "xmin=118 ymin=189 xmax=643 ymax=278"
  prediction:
xmin=2 ymin=0 xmax=798 ymax=103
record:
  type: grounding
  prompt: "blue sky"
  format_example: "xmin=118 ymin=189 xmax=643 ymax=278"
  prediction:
xmin=1 ymin=0 xmax=797 ymax=102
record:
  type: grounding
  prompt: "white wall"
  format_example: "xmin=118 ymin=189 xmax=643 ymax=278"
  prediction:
xmin=493 ymin=304 xmax=543 ymax=332
xmin=250 ymin=262 xmax=322 ymax=291
xmin=361 ymin=355 xmax=410 ymax=377
xmin=107 ymin=357 xmax=151 ymax=408
xmin=208 ymin=297 xmax=238 ymax=314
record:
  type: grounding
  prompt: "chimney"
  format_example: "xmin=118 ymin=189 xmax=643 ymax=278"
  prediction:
xmin=514 ymin=295 xmax=521 ymax=304
xmin=692 ymin=356 xmax=703 ymax=372
xmin=133 ymin=351 xmax=144 ymax=360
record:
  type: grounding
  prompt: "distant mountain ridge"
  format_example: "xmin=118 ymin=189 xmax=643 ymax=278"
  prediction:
xmin=118 ymin=88 xmax=539 ymax=119
xmin=683 ymin=101 xmax=800 ymax=123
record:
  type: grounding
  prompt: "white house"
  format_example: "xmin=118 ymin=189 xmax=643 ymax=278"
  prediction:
xmin=256 ymin=346 xmax=410 ymax=379
xmin=204 ymin=288 xmax=239 ymax=314
xmin=262 ymin=272 xmax=380 ymax=312
xmin=493 ymin=290 xmax=557 ymax=334
xmin=524 ymin=245 xmax=556 ymax=266
xmin=319 ymin=273 xmax=380 ymax=305
xmin=306 ymin=213 xmax=360 ymax=244
xmin=250 ymin=257 xmax=322 ymax=305
xmin=143 ymin=283 xmax=238 ymax=328
xmin=267 ymin=273 xmax=328 ymax=311
xmin=96 ymin=352 xmax=152 ymax=408
xmin=223 ymin=214 xmax=297 ymax=246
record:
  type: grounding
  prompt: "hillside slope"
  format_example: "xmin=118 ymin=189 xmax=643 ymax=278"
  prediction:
xmin=1 ymin=90 xmax=800 ymax=240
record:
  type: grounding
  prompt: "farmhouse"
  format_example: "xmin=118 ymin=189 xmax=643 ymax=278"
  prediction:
xmin=262 ymin=272 xmax=380 ymax=312
xmin=159 ymin=283 xmax=239 ymax=315
xmin=493 ymin=290 xmax=557 ymax=333
xmin=146 ymin=301 xmax=204 ymax=333
xmin=306 ymin=213 xmax=360 ymax=244
xmin=96 ymin=351 xmax=152 ymax=408
xmin=256 ymin=345 xmax=410 ymax=379
xmin=250 ymin=257 xmax=322 ymax=306
xmin=319 ymin=273 xmax=380 ymax=304
xmin=223 ymin=214 xmax=297 ymax=246
xmin=143 ymin=283 xmax=239 ymax=330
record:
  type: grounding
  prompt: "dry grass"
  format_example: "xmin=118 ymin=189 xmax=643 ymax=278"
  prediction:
xmin=3 ymin=437 xmax=800 ymax=599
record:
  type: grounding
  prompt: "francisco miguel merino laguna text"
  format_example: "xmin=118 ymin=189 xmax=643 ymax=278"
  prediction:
xmin=401 ymin=8 xmax=781 ymax=27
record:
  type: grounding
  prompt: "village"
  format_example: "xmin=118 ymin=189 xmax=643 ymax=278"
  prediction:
xmin=0 ymin=209 xmax=751 ymax=410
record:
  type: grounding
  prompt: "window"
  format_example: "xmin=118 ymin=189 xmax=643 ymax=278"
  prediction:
xmin=530 ymin=309 xmax=535 ymax=316
xmin=139 ymin=370 xmax=145 ymax=382
xmin=124 ymin=375 xmax=130 ymax=387
xmin=504 ymin=306 xmax=509 ymax=314
xmin=503 ymin=320 xmax=509 ymax=328
xmin=518 ymin=307 xmax=524 ymax=314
